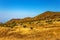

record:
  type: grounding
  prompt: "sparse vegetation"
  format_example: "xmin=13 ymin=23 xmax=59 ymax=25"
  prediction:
xmin=30 ymin=27 xmax=33 ymax=29
xmin=23 ymin=25 xmax=27 ymax=28
xmin=28 ymin=22 xmax=32 ymax=24
xmin=46 ymin=19 xmax=53 ymax=24
xmin=36 ymin=21 xmax=40 ymax=24
xmin=0 ymin=11 xmax=60 ymax=40
xmin=57 ymin=20 xmax=60 ymax=21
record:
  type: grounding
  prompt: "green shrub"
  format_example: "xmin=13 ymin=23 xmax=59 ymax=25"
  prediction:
xmin=30 ymin=27 xmax=33 ymax=29
xmin=46 ymin=20 xmax=53 ymax=24
xmin=4 ymin=22 xmax=16 ymax=28
xmin=23 ymin=25 xmax=27 ymax=28
xmin=29 ymin=22 xmax=31 ymax=24
xmin=36 ymin=22 xmax=40 ymax=24
xmin=57 ymin=20 xmax=60 ymax=21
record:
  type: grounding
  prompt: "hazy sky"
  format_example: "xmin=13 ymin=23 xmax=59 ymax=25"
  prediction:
xmin=0 ymin=0 xmax=60 ymax=23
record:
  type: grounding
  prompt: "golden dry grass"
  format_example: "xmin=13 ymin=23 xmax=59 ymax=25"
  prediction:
xmin=0 ymin=24 xmax=60 ymax=40
xmin=0 ymin=11 xmax=60 ymax=40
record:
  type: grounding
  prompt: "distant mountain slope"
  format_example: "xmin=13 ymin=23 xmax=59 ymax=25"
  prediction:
xmin=5 ymin=17 xmax=33 ymax=25
xmin=1 ymin=11 xmax=60 ymax=27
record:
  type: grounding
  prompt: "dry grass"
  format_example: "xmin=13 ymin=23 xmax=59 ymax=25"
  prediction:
xmin=0 ymin=24 xmax=60 ymax=40
xmin=0 ymin=19 xmax=60 ymax=40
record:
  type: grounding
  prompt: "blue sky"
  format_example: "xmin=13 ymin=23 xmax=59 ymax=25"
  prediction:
xmin=0 ymin=0 xmax=60 ymax=23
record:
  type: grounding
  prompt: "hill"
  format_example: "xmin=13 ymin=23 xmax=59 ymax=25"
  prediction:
xmin=0 ymin=11 xmax=60 ymax=40
xmin=6 ymin=11 xmax=60 ymax=23
xmin=3 ymin=11 xmax=60 ymax=27
xmin=34 ymin=11 xmax=60 ymax=20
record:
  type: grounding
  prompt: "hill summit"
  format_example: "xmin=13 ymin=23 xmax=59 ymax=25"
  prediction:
xmin=34 ymin=11 xmax=60 ymax=20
